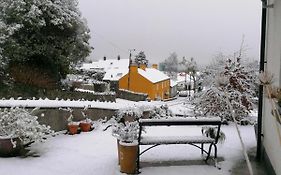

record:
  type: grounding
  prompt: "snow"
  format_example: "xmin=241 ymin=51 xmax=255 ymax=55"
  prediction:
xmin=0 ymin=97 xmax=258 ymax=175
xmin=140 ymin=135 xmax=215 ymax=145
xmin=138 ymin=68 xmax=170 ymax=83
xmin=103 ymin=68 xmax=128 ymax=81
xmin=0 ymin=124 xmax=257 ymax=175
xmin=0 ymin=98 xmax=161 ymax=110
xmin=176 ymin=72 xmax=194 ymax=84
xmin=139 ymin=117 xmax=221 ymax=123
xmin=170 ymin=79 xmax=177 ymax=87
xmin=80 ymin=58 xmax=129 ymax=71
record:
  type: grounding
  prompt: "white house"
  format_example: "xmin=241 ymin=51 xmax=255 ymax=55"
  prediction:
xmin=258 ymin=1 xmax=281 ymax=174
xmin=170 ymin=79 xmax=178 ymax=98
xmin=176 ymin=72 xmax=194 ymax=90
xmin=80 ymin=58 xmax=129 ymax=72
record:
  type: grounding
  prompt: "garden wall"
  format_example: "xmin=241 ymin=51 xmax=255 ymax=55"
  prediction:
xmin=32 ymin=107 xmax=117 ymax=131
xmin=117 ymin=89 xmax=148 ymax=102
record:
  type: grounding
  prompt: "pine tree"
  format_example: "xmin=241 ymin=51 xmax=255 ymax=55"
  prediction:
xmin=134 ymin=51 xmax=148 ymax=66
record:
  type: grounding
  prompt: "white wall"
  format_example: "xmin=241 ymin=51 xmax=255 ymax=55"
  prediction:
xmin=263 ymin=0 xmax=281 ymax=174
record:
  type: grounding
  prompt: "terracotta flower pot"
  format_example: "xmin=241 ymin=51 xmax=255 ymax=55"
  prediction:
xmin=0 ymin=138 xmax=22 ymax=157
xmin=68 ymin=124 xmax=79 ymax=135
xmin=119 ymin=141 xmax=138 ymax=174
xmin=79 ymin=122 xmax=91 ymax=132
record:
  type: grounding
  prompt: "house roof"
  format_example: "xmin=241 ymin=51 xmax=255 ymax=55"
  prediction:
xmin=103 ymin=69 xmax=128 ymax=81
xmin=138 ymin=68 xmax=170 ymax=83
xmin=80 ymin=59 xmax=129 ymax=71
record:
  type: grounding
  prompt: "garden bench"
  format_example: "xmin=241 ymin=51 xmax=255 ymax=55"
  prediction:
xmin=137 ymin=117 xmax=222 ymax=172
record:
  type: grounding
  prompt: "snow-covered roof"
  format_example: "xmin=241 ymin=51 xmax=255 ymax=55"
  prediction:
xmin=103 ymin=69 xmax=128 ymax=81
xmin=80 ymin=59 xmax=129 ymax=71
xmin=138 ymin=68 xmax=170 ymax=83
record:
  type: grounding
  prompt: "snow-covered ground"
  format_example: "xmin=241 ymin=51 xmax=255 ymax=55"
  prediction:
xmin=0 ymin=123 xmax=256 ymax=175
xmin=0 ymin=97 xmax=257 ymax=175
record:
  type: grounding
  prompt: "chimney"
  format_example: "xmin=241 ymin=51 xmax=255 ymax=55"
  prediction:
xmin=152 ymin=64 xmax=158 ymax=69
xmin=117 ymin=55 xmax=120 ymax=60
xmin=129 ymin=63 xmax=138 ymax=73
xmin=103 ymin=56 xmax=106 ymax=61
xmin=139 ymin=64 xmax=146 ymax=70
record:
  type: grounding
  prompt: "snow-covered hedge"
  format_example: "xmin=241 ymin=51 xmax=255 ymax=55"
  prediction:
xmin=149 ymin=105 xmax=174 ymax=119
xmin=0 ymin=107 xmax=54 ymax=145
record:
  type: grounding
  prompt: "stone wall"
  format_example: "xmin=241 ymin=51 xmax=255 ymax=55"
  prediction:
xmin=66 ymin=92 xmax=116 ymax=102
xmin=117 ymin=89 xmax=148 ymax=102
xmin=33 ymin=107 xmax=117 ymax=131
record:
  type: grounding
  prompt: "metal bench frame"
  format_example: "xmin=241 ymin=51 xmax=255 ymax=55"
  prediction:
xmin=137 ymin=118 xmax=222 ymax=173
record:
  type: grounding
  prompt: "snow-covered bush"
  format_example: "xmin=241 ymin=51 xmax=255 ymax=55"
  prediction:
xmin=150 ymin=105 xmax=174 ymax=119
xmin=194 ymin=57 xmax=255 ymax=124
xmin=112 ymin=121 xmax=139 ymax=143
xmin=0 ymin=107 xmax=54 ymax=145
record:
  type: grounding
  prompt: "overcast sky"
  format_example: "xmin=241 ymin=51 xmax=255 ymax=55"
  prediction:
xmin=78 ymin=0 xmax=262 ymax=65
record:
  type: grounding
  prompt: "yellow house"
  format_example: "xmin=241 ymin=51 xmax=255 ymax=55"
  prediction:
xmin=119 ymin=64 xmax=170 ymax=100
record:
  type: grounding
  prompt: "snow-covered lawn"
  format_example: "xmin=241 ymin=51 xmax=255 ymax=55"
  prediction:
xmin=0 ymin=123 xmax=256 ymax=175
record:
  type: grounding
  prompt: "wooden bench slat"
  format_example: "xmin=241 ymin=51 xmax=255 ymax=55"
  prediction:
xmin=140 ymin=136 xmax=215 ymax=145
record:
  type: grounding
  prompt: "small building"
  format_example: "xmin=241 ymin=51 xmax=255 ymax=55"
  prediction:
xmin=170 ymin=80 xmax=178 ymax=98
xmin=103 ymin=69 xmax=128 ymax=91
xmin=176 ymin=72 xmax=194 ymax=91
xmin=119 ymin=64 xmax=170 ymax=100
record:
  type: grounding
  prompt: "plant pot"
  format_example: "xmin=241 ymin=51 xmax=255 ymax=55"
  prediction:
xmin=0 ymin=138 xmax=22 ymax=157
xmin=68 ymin=124 xmax=79 ymax=135
xmin=79 ymin=122 xmax=91 ymax=132
xmin=119 ymin=141 xmax=138 ymax=174
xmin=117 ymin=139 xmax=121 ymax=165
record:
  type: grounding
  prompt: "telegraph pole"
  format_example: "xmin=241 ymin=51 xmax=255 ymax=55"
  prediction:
xmin=127 ymin=49 xmax=135 ymax=90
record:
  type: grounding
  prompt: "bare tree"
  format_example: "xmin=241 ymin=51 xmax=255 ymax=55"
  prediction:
xmin=179 ymin=57 xmax=198 ymax=91
xmin=161 ymin=52 xmax=179 ymax=79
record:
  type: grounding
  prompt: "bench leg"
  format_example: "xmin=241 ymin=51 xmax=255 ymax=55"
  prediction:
xmin=214 ymin=144 xmax=217 ymax=159
xmin=205 ymin=143 xmax=213 ymax=162
xmin=201 ymin=143 xmax=204 ymax=155
xmin=213 ymin=144 xmax=220 ymax=168
xmin=205 ymin=143 xmax=220 ymax=169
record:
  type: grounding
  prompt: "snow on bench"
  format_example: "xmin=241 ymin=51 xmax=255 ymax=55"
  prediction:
xmin=140 ymin=135 xmax=215 ymax=145
xmin=136 ymin=117 xmax=222 ymax=172
xmin=139 ymin=117 xmax=221 ymax=125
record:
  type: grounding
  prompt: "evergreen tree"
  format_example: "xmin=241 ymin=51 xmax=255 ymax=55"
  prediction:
xmin=134 ymin=51 xmax=148 ymax=66
xmin=0 ymin=0 xmax=92 ymax=85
